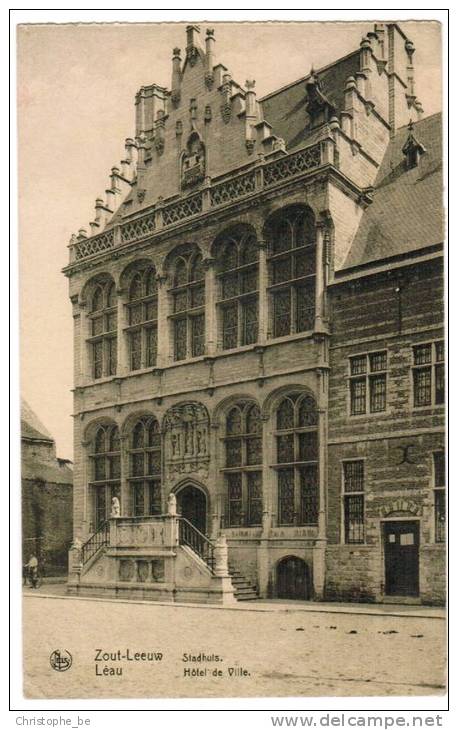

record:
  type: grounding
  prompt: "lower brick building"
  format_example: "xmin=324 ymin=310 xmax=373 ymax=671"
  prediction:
xmin=21 ymin=400 xmax=73 ymax=576
xmin=64 ymin=22 xmax=445 ymax=604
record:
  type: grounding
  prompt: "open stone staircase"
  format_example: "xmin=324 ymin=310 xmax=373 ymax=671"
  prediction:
xmin=228 ymin=564 xmax=258 ymax=601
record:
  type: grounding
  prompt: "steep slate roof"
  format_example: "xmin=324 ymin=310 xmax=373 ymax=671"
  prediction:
xmin=341 ymin=112 xmax=443 ymax=271
xmin=261 ymin=51 xmax=360 ymax=151
xmin=21 ymin=399 xmax=53 ymax=443
xmin=22 ymin=459 xmax=73 ymax=485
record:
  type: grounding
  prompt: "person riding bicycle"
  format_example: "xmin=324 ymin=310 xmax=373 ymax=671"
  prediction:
xmin=25 ymin=554 xmax=39 ymax=587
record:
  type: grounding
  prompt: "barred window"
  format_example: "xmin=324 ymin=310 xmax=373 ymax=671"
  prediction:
xmin=433 ymin=451 xmax=445 ymax=543
xmin=413 ymin=341 xmax=445 ymax=407
xmin=126 ymin=267 xmax=158 ymax=371
xmin=169 ymin=251 xmax=206 ymax=361
xmin=274 ymin=393 xmax=319 ymax=526
xmin=215 ymin=228 xmax=259 ymax=350
xmin=89 ymin=424 xmax=121 ymax=528
xmin=129 ymin=417 xmax=162 ymax=517
xmin=223 ymin=402 xmax=262 ymax=527
xmin=349 ymin=351 xmax=387 ymax=415
xmin=343 ymin=460 xmax=364 ymax=544
xmin=88 ymin=280 xmax=117 ymax=379
xmin=266 ymin=206 xmax=316 ymax=339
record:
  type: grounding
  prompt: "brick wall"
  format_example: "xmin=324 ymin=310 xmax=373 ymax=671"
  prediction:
xmin=326 ymin=257 xmax=445 ymax=604
xmin=22 ymin=479 xmax=73 ymax=575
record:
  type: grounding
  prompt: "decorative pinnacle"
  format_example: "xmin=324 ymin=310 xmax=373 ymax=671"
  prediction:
xmin=173 ymin=47 xmax=181 ymax=58
xmin=246 ymin=79 xmax=256 ymax=90
xmin=206 ymin=28 xmax=215 ymax=38
xmin=405 ymin=39 xmax=415 ymax=53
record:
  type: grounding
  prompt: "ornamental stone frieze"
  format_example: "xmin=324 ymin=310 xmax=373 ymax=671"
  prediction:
xmin=163 ymin=402 xmax=210 ymax=478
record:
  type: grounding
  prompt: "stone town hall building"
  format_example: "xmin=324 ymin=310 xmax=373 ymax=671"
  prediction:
xmin=64 ymin=23 xmax=445 ymax=605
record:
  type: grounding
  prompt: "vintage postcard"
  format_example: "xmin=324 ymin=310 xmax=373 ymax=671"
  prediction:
xmin=17 ymin=17 xmax=446 ymax=703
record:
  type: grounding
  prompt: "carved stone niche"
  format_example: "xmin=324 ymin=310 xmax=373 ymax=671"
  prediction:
xmin=181 ymin=133 xmax=205 ymax=189
xmin=163 ymin=402 xmax=210 ymax=478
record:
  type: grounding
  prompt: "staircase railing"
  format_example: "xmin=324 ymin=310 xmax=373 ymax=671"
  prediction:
xmin=178 ymin=517 xmax=215 ymax=573
xmin=81 ymin=520 xmax=110 ymax=565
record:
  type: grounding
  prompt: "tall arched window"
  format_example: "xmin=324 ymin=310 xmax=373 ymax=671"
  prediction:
xmin=90 ymin=424 xmax=120 ymax=528
xmin=88 ymin=279 xmax=117 ymax=379
xmin=274 ymin=393 xmax=318 ymax=526
xmin=129 ymin=417 xmax=162 ymax=516
xmin=215 ymin=229 xmax=259 ymax=350
xmin=126 ymin=266 xmax=158 ymax=371
xmin=169 ymin=251 xmax=205 ymax=361
xmin=266 ymin=206 xmax=316 ymax=338
xmin=223 ymin=402 xmax=263 ymax=527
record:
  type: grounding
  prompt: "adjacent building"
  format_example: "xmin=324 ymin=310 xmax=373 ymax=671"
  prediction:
xmin=64 ymin=23 xmax=445 ymax=604
xmin=21 ymin=400 xmax=73 ymax=576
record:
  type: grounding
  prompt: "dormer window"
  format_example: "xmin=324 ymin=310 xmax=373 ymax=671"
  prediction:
xmin=402 ymin=120 xmax=426 ymax=169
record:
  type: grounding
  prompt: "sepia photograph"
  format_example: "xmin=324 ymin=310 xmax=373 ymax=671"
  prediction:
xmin=16 ymin=15 xmax=446 ymax=703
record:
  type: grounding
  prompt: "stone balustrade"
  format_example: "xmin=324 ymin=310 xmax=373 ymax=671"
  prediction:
xmin=70 ymin=140 xmax=327 ymax=264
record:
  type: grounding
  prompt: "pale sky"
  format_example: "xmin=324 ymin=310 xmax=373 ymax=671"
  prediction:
xmin=17 ymin=20 xmax=442 ymax=459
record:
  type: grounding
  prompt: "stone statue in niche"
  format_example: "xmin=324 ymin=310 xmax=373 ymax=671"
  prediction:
xmin=181 ymin=133 xmax=205 ymax=189
xmin=163 ymin=402 xmax=210 ymax=478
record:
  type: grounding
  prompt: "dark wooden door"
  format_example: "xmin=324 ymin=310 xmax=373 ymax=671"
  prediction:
xmin=384 ymin=521 xmax=420 ymax=596
xmin=177 ymin=486 xmax=207 ymax=535
xmin=277 ymin=557 xmax=310 ymax=600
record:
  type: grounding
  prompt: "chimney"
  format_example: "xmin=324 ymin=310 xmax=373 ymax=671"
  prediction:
xmin=205 ymin=29 xmax=215 ymax=78
xmin=171 ymin=47 xmax=182 ymax=105
xmin=245 ymin=79 xmax=257 ymax=118
xmin=110 ymin=167 xmax=121 ymax=191
xmin=125 ymin=138 xmax=138 ymax=167
xmin=374 ymin=23 xmax=386 ymax=59
xmin=405 ymin=39 xmax=416 ymax=99
xmin=245 ymin=80 xmax=257 ymax=154
xmin=186 ymin=24 xmax=201 ymax=51
xmin=135 ymin=87 xmax=146 ymax=138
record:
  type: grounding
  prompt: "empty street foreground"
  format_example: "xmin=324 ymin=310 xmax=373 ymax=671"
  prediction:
xmin=22 ymin=593 xmax=446 ymax=699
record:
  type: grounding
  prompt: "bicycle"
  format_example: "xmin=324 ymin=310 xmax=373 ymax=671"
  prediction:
xmin=22 ymin=565 xmax=43 ymax=589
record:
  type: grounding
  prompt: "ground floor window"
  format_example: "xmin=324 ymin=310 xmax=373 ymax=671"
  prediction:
xmin=131 ymin=480 xmax=161 ymax=516
xmin=93 ymin=483 xmax=120 ymax=529
xmin=277 ymin=465 xmax=318 ymax=525
xmin=343 ymin=460 xmax=364 ymax=544
xmin=226 ymin=471 xmax=263 ymax=527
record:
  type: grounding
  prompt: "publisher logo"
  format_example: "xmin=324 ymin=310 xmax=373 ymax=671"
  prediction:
xmin=50 ymin=649 xmax=73 ymax=672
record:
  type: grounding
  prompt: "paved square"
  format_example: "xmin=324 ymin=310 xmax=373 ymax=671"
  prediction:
xmin=23 ymin=594 xmax=446 ymax=699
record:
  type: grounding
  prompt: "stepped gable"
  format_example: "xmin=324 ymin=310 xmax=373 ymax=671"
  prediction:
xmin=109 ymin=24 xmax=285 ymax=222
xmin=341 ymin=112 xmax=443 ymax=271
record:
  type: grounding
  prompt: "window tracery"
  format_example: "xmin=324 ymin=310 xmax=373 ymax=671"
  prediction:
xmin=274 ymin=393 xmax=319 ymax=526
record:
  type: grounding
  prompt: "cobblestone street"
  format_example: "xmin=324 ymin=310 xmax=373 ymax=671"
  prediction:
xmin=23 ymin=593 xmax=446 ymax=699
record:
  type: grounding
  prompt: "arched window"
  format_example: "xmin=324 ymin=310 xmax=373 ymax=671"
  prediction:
xmin=223 ymin=402 xmax=262 ymax=527
xmin=169 ymin=251 xmax=205 ymax=361
xmin=274 ymin=393 xmax=318 ymax=526
xmin=88 ymin=279 xmax=117 ymax=379
xmin=125 ymin=266 xmax=158 ymax=371
xmin=89 ymin=424 xmax=121 ymax=528
xmin=128 ymin=416 xmax=162 ymax=516
xmin=266 ymin=207 xmax=316 ymax=338
xmin=215 ymin=229 xmax=259 ymax=350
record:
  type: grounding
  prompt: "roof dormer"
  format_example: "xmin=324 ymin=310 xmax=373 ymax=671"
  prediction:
xmin=402 ymin=119 xmax=426 ymax=169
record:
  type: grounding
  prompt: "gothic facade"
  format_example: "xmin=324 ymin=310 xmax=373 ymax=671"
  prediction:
xmin=64 ymin=23 xmax=444 ymax=604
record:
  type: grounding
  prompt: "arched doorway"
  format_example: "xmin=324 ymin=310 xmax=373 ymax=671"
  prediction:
xmin=176 ymin=484 xmax=207 ymax=535
xmin=276 ymin=556 xmax=311 ymax=600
